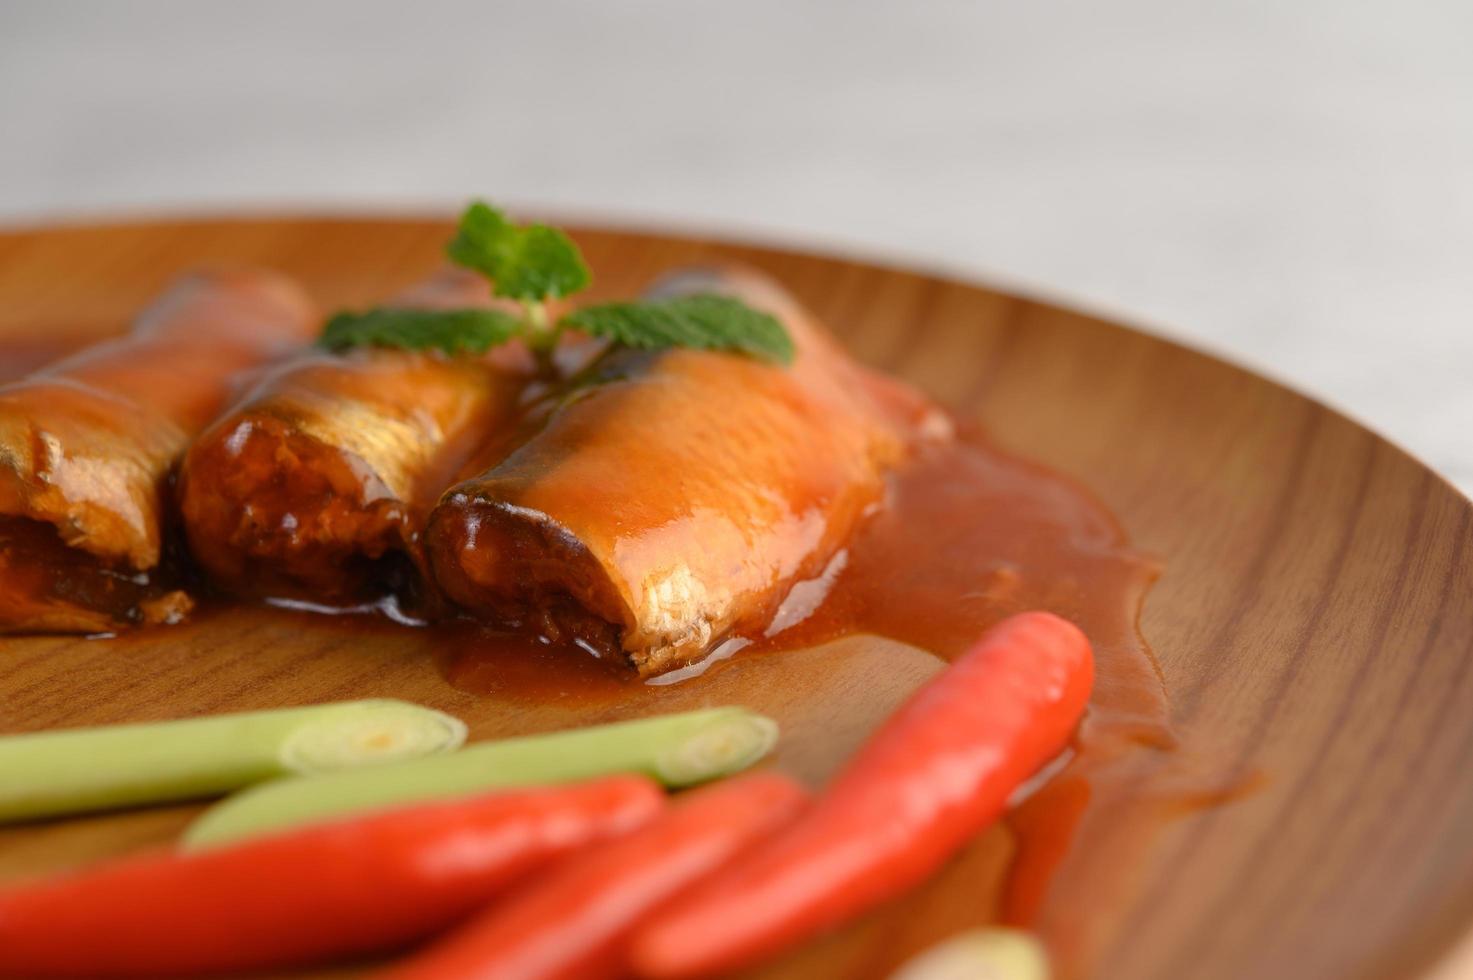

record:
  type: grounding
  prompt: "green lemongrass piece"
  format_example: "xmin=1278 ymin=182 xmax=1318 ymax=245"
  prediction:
xmin=890 ymin=928 xmax=1050 ymax=980
xmin=183 ymin=706 xmax=778 ymax=850
xmin=0 ymin=699 xmax=467 ymax=824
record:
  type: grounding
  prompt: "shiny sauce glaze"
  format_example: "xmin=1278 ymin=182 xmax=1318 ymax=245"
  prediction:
xmin=0 ymin=330 xmax=1209 ymax=978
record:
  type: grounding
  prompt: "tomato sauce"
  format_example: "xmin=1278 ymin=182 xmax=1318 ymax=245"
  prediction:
xmin=0 ymin=330 xmax=1215 ymax=978
xmin=434 ymin=425 xmax=1194 ymax=977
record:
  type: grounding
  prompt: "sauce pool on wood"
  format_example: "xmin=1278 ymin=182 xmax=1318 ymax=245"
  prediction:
xmin=0 ymin=330 xmax=1204 ymax=979
xmin=439 ymin=426 xmax=1186 ymax=978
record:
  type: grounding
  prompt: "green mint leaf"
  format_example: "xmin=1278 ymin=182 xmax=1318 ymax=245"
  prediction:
xmin=446 ymin=201 xmax=591 ymax=302
xmin=444 ymin=201 xmax=514 ymax=279
xmin=491 ymin=225 xmax=591 ymax=302
xmin=562 ymin=294 xmax=795 ymax=365
xmin=319 ymin=307 xmax=522 ymax=356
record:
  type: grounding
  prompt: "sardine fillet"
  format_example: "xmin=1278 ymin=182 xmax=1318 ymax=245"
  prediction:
xmin=0 ymin=269 xmax=317 ymax=632
xmin=177 ymin=270 xmax=533 ymax=602
xmin=426 ymin=267 xmax=947 ymax=675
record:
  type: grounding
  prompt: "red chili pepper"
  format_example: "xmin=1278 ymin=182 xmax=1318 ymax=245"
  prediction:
xmin=630 ymin=611 xmax=1094 ymax=978
xmin=383 ymin=772 xmax=809 ymax=980
xmin=0 ymin=776 xmax=664 ymax=978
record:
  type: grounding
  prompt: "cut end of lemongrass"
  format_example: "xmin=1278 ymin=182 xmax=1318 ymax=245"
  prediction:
xmin=278 ymin=701 xmax=467 ymax=775
xmin=654 ymin=711 xmax=779 ymax=787
xmin=890 ymin=928 xmax=1049 ymax=980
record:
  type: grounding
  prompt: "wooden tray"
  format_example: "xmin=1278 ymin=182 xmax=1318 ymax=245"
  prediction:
xmin=1 ymin=216 xmax=1470 ymax=980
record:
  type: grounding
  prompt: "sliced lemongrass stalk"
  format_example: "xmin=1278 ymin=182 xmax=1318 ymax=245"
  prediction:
xmin=183 ymin=706 xmax=778 ymax=850
xmin=0 ymin=699 xmax=466 ymax=824
xmin=890 ymin=928 xmax=1050 ymax=980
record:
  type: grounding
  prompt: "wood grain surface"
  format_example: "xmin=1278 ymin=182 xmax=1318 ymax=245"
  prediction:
xmin=0 ymin=216 xmax=1470 ymax=980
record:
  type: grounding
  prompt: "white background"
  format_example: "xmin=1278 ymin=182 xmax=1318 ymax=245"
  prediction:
xmin=1 ymin=0 xmax=1470 ymax=491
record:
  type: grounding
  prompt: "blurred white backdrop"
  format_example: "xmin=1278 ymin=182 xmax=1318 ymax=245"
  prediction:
xmin=1 ymin=0 xmax=1470 ymax=489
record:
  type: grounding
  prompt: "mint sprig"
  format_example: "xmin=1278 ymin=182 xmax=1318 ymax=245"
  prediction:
xmin=565 ymin=294 xmax=795 ymax=364
xmin=446 ymin=202 xmax=591 ymax=303
xmin=319 ymin=201 xmax=795 ymax=370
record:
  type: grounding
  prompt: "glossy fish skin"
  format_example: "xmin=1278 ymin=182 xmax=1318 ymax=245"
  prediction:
xmin=177 ymin=270 xmax=535 ymax=604
xmin=0 ymin=269 xmax=317 ymax=632
xmin=426 ymin=267 xmax=948 ymax=676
